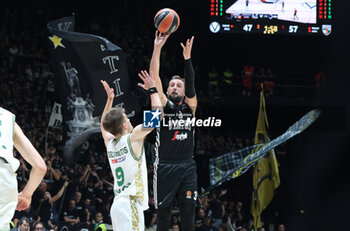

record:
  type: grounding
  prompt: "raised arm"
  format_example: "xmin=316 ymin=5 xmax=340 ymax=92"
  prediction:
xmin=50 ymin=181 xmax=69 ymax=203
xmin=48 ymin=162 xmax=60 ymax=181
xmin=149 ymin=31 xmax=169 ymax=107
xmin=137 ymin=70 xmax=163 ymax=111
xmin=13 ymin=123 xmax=47 ymax=211
xmin=100 ymin=80 xmax=116 ymax=146
xmin=181 ymin=36 xmax=197 ymax=114
xmin=130 ymin=70 xmax=163 ymax=158
xmin=79 ymin=165 xmax=90 ymax=183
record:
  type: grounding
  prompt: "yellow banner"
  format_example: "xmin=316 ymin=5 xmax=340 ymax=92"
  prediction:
xmin=251 ymin=88 xmax=280 ymax=230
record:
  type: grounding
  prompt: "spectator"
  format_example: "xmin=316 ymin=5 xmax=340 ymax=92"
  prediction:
xmin=11 ymin=217 xmax=30 ymax=231
xmin=32 ymin=181 xmax=47 ymax=213
xmin=223 ymin=67 xmax=234 ymax=85
xmin=33 ymin=222 xmax=45 ymax=231
xmin=60 ymin=199 xmax=81 ymax=230
xmin=198 ymin=216 xmax=214 ymax=231
xmin=99 ymin=203 xmax=111 ymax=225
xmin=208 ymin=66 xmax=219 ymax=88
xmin=217 ymin=223 xmax=227 ymax=231
xmin=226 ymin=212 xmax=240 ymax=231
xmin=73 ymin=192 xmax=85 ymax=221
xmin=208 ymin=190 xmax=225 ymax=229
xmin=195 ymin=208 xmax=206 ymax=230
xmin=172 ymin=224 xmax=180 ymax=231
xmin=234 ymin=137 xmax=244 ymax=150
xmin=241 ymin=65 xmax=254 ymax=96
xmin=12 ymin=207 xmax=39 ymax=231
xmin=94 ymin=181 xmax=112 ymax=212
xmin=225 ymin=201 xmax=235 ymax=217
xmin=243 ymin=138 xmax=251 ymax=148
xmin=276 ymin=223 xmax=285 ymax=231
xmin=233 ymin=201 xmax=244 ymax=227
xmin=84 ymin=198 xmax=97 ymax=224
xmin=171 ymin=213 xmax=181 ymax=229
xmin=93 ymin=212 xmax=106 ymax=231
xmin=39 ymin=181 xmax=69 ymax=229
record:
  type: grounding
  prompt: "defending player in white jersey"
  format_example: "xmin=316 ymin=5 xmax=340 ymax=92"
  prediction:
xmin=0 ymin=107 xmax=47 ymax=231
xmin=100 ymin=70 xmax=162 ymax=231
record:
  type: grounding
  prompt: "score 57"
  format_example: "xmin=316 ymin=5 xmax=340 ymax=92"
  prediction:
xmin=289 ymin=25 xmax=298 ymax=33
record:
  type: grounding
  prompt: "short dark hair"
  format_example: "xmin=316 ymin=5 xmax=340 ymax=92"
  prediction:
xmin=18 ymin=217 xmax=29 ymax=226
xmin=102 ymin=107 xmax=125 ymax=135
xmin=34 ymin=222 xmax=44 ymax=230
xmin=170 ymin=75 xmax=185 ymax=84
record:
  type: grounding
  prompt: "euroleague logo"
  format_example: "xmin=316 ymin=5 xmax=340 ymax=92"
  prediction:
xmin=186 ymin=190 xmax=198 ymax=200
xmin=186 ymin=190 xmax=192 ymax=199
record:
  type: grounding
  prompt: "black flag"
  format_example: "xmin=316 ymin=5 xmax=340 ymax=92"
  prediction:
xmin=47 ymin=17 xmax=140 ymax=164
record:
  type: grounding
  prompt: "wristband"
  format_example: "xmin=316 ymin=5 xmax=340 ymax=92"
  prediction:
xmin=148 ymin=87 xmax=158 ymax=94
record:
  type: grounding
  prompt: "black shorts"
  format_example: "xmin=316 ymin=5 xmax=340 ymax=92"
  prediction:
xmin=154 ymin=158 xmax=197 ymax=209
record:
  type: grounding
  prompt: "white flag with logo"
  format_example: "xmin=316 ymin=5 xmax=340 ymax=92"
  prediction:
xmin=48 ymin=102 xmax=63 ymax=128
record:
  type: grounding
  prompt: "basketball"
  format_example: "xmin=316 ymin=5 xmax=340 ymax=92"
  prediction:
xmin=154 ymin=8 xmax=180 ymax=34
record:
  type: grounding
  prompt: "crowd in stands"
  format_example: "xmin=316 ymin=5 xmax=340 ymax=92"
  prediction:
xmin=207 ymin=64 xmax=325 ymax=99
xmin=0 ymin=4 xmax=320 ymax=231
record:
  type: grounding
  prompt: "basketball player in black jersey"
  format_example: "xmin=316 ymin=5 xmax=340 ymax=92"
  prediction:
xmin=149 ymin=31 xmax=197 ymax=231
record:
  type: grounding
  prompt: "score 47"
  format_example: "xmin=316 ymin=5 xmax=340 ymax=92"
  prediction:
xmin=243 ymin=24 xmax=253 ymax=32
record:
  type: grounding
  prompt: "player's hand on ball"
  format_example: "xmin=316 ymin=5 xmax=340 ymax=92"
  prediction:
xmin=154 ymin=31 xmax=170 ymax=48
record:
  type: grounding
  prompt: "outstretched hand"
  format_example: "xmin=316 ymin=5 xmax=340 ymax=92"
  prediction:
xmin=181 ymin=36 xmax=194 ymax=60
xmin=154 ymin=30 xmax=170 ymax=48
xmin=100 ymin=80 xmax=114 ymax=100
xmin=138 ymin=70 xmax=156 ymax=90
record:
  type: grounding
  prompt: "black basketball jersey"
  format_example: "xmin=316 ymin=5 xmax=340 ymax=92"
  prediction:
xmin=155 ymin=99 xmax=195 ymax=161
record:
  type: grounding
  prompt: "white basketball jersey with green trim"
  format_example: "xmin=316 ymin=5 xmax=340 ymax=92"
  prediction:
xmin=0 ymin=107 xmax=20 ymax=172
xmin=107 ymin=134 xmax=148 ymax=210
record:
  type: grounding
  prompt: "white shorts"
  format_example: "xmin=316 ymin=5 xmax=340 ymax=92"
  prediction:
xmin=110 ymin=195 xmax=144 ymax=231
xmin=0 ymin=158 xmax=18 ymax=231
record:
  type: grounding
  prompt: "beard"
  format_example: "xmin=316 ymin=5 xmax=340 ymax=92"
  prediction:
xmin=168 ymin=93 xmax=184 ymax=104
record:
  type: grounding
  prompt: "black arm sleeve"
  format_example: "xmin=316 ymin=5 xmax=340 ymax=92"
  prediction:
xmin=184 ymin=58 xmax=196 ymax=98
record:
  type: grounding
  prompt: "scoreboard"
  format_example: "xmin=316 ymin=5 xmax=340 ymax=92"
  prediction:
xmin=209 ymin=0 xmax=332 ymax=36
